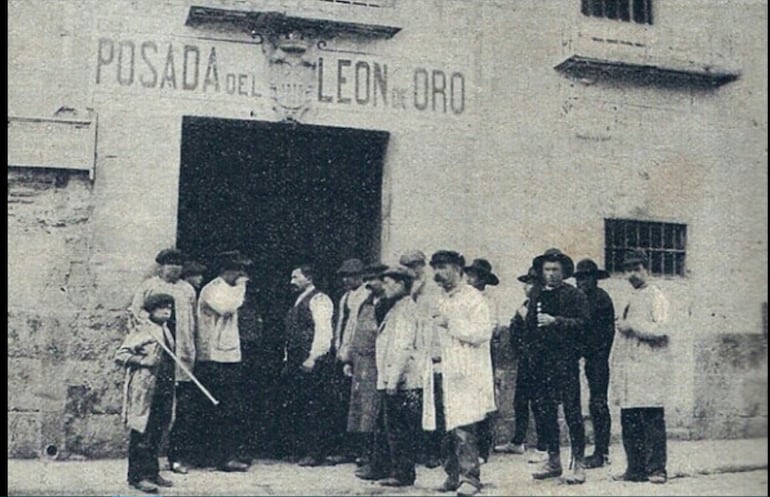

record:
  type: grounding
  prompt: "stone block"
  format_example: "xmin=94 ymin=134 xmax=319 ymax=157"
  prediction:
xmin=7 ymin=310 xmax=45 ymax=358
xmin=64 ymin=414 xmax=127 ymax=459
xmin=65 ymin=360 xmax=125 ymax=415
xmin=7 ymin=412 xmax=40 ymax=458
xmin=8 ymin=358 xmax=42 ymax=412
xmin=694 ymin=333 xmax=768 ymax=375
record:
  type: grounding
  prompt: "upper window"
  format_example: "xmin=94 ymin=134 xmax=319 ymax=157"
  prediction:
xmin=581 ymin=0 xmax=653 ymax=25
xmin=605 ymin=219 xmax=686 ymax=276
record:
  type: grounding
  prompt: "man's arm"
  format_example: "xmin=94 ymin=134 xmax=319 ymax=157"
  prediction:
xmin=553 ymin=288 xmax=589 ymax=333
xmin=628 ymin=288 xmax=669 ymax=344
xmin=444 ymin=294 xmax=493 ymax=346
xmin=201 ymin=280 xmax=247 ymax=316
xmin=307 ymin=293 xmax=334 ymax=362
xmin=384 ymin=302 xmax=418 ymax=389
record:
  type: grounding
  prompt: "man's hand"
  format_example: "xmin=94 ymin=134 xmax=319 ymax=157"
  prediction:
xmin=617 ymin=320 xmax=634 ymax=337
xmin=386 ymin=386 xmax=398 ymax=396
xmin=236 ymin=275 xmax=250 ymax=286
xmin=343 ymin=364 xmax=353 ymax=377
xmin=537 ymin=312 xmax=557 ymax=328
xmin=433 ymin=313 xmax=449 ymax=328
xmin=300 ymin=357 xmax=316 ymax=373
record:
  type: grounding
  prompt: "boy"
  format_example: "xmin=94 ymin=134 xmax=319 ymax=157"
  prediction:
xmin=115 ymin=293 xmax=177 ymax=493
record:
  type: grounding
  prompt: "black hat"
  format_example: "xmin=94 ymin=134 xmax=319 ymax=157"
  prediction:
xmin=532 ymin=248 xmax=575 ymax=279
xmin=336 ymin=258 xmax=365 ymax=275
xmin=143 ymin=293 xmax=174 ymax=312
xmin=362 ymin=262 xmax=388 ymax=279
xmin=217 ymin=250 xmax=253 ymax=272
xmin=429 ymin=250 xmax=466 ymax=268
xmin=155 ymin=248 xmax=186 ymax=266
xmin=517 ymin=266 xmax=539 ymax=283
xmin=181 ymin=261 xmax=207 ymax=278
xmin=464 ymin=258 xmax=500 ymax=286
xmin=573 ymin=259 xmax=610 ymax=279
xmin=379 ymin=265 xmax=416 ymax=283
xmin=623 ymin=249 xmax=649 ymax=269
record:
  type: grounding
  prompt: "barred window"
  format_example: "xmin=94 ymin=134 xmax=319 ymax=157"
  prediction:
xmin=581 ymin=0 xmax=653 ymax=25
xmin=605 ymin=219 xmax=686 ymax=276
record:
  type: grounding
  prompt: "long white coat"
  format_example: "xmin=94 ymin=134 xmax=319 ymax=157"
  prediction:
xmin=612 ymin=283 xmax=671 ymax=408
xmin=435 ymin=283 xmax=496 ymax=431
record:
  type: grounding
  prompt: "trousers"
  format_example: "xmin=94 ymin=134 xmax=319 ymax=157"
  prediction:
xmin=621 ymin=407 xmax=667 ymax=477
xmin=127 ymin=381 xmax=173 ymax=483
xmin=443 ymin=422 xmax=482 ymax=489
xmin=383 ymin=389 xmax=423 ymax=483
xmin=512 ymin=355 xmax=546 ymax=450
xmin=195 ymin=361 xmax=244 ymax=466
xmin=532 ymin=357 xmax=585 ymax=459
xmin=584 ymin=351 xmax=612 ymax=456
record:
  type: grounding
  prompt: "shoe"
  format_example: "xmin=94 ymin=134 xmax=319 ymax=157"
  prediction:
xmin=456 ymin=482 xmax=480 ymax=496
xmin=152 ymin=475 xmax=174 ymax=487
xmin=298 ymin=456 xmax=322 ymax=467
xmin=612 ymin=471 xmax=648 ymax=482
xmin=170 ymin=461 xmax=189 ymax=474
xmin=584 ymin=453 xmax=609 ymax=469
xmin=130 ymin=480 xmax=159 ymax=493
xmin=355 ymin=465 xmax=389 ymax=480
xmin=532 ymin=452 xmax=563 ymax=480
xmin=379 ymin=477 xmax=413 ymax=487
xmin=424 ymin=456 xmax=442 ymax=468
xmin=527 ymin=449 xmax=548 ymax=464
xmin=218 ymin=459 xmax=249 ymax=472
xmin=494 ymin=442 xmax=526 ymax=454
xmin=648 ymin=471 xmax=668 ymax=484
xmin=436 ymin=477 xmax=460 ymax=492
xmin=564 ymin=459 xmax=586 ymax=485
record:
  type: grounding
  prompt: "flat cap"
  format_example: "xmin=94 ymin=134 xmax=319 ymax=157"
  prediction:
xmin=399 ymin=250 xmax=427 ymax=267
xmin=336 ymin=258 xmax=365 ymax=275
xmin=155 ymin=248 xmax=186 ymax=266
xmin=429 ymin=250 xmax=465 ymax=268
xmin=379 ymin=265 xmax=416 ymax=283
xmin=143 ymin=293 xmax=175 ymax=312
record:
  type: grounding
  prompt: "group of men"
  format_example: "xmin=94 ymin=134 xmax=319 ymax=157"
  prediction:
xmin=115 ymin=245 xmax=672 ymax=495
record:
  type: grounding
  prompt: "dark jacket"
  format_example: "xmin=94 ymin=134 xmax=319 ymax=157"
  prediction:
xmin=581 ymin=286 xmax=616 ymax=358
xmin=525 ymin=283 xmax=589 ymax=362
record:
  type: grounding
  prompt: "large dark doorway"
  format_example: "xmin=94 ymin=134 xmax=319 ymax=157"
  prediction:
xmin=177 ymin=116 xmax=388 ymax=457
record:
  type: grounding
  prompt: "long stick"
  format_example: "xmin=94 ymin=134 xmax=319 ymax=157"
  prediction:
xmin=155 ymin=338 xmax=220 ymax=406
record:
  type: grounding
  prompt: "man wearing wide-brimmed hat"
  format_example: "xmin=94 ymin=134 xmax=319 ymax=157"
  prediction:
xmin=494 ymin=267 xmax=548 ymax=462
xmin=573 ymin=259 xmax=616 ymax=470
xmin=430 ymin=250 xmax=495 ymax=497
xmin=463 ymin=258 xmax=501 ymax=464
xmin=526 ymin=248 xmax=590 ymax=484
xmin=195 ymin=250 xmax=253 ymax=473
xmin=613 ymin=249 xmax=670 ymax=484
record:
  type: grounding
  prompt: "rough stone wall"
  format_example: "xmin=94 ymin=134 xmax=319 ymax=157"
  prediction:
xmin=7 ymin=168 xmax=127 ymax=459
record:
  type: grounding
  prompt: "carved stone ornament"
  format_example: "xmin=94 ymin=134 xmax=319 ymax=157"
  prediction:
xmin=261 ymin=28 xmax=320 ymax=122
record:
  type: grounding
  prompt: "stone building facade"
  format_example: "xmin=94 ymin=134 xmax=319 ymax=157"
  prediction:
xmin=8 ymin=0 xmax=767 ymax=458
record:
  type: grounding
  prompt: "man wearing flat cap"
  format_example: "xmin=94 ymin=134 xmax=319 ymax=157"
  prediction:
xmin=527 ymin=248 xmax=590 ymax=484
xmin=573 ymin=259 xmax=616 ymax=469
xmin=494 ymin=267 xmax=548 ymax=462
xmin=613 ymin=249 xmax=671 ymax=484
xmin=181 ymin=261 xmax=207 ymax=293
xmin=400 ymin=249 xmax=444 ymax=469
xmin=346 ymin=263 xmax=390 ymax=471
xmin=328 ymin=258 xmax=371 ymax=464
xmin=369 ymin=265 xmax=425 ymax=487
xmin=195 ymin=250 xmax=252 ymax=472
xmin=116 ymin=293 xmax=177 ymax=493
xmin=128 ymin=248 xmax=197 ymax=474
xmin=430 ymin=250 xmax=495 ymax=497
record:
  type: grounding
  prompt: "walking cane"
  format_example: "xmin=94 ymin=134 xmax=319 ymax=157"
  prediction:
xmin=155 ymin=337 xmax=220 ymax=406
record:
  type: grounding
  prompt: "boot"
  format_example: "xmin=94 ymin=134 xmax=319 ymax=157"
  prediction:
xmin=564 ymin=455 xmax=586 ymax=485
xmin=532 ymin=451 xmax=562 ymax=480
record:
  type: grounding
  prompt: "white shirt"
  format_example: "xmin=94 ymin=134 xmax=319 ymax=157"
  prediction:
xmin=294 ymin=285 xmax=334 ymax=361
